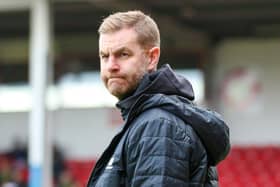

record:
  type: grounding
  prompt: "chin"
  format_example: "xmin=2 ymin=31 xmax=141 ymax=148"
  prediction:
xmin=112 ymin=90 xmax=133 ymax=100
xmin=109 ymin=84 xmax=137 ymax=100
xmin=109 ymin=90 xmax=125 ymax=99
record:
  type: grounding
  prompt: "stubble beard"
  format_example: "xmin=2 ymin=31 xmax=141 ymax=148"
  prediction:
xmin=107 ymin=67 xmax=148 ymax=100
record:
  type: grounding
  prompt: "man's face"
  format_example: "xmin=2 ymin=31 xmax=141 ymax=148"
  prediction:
xmin=99 ymin=28 xmax=151 ymax=100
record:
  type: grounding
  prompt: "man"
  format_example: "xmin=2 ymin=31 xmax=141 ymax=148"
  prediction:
xmin=87 ymin=10 xmax=230 ymax=187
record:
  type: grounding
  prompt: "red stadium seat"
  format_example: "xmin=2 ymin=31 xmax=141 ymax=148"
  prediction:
xmin=65 ymin=160 xmax=96 ymax=186
xmin=218 ymin=146 xmax=280 ymax=187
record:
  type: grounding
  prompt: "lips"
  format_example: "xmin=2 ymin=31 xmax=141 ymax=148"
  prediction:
xmin=108 ymin=76 xmax=123 ymax=81
xmin=108 ymin=74 xmax=125 ymax=81
xmin=105 ymin=74 xmax=126 ymax=87
xmin=108 ymin=77 xmax=124 ymax=85
xmin=109 ymin=76 xmax=123 ymax=79
xmin=109 ymin=78 xmax=121 ymax=83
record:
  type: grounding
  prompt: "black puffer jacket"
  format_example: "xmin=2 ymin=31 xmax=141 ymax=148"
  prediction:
xmin=87 ymin=64 xmax=230 ymax=187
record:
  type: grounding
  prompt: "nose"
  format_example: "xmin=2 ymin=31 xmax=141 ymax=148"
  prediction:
xmin=107 ymin=56 xmax=120 ymax=72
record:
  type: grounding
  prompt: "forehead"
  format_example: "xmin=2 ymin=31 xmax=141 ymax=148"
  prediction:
xmin=99 ymin=28 xmax=141 ymax=52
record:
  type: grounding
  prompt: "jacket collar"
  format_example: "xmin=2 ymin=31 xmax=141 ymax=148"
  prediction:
xmin=116 ymin=64 xmax=195 ymax=121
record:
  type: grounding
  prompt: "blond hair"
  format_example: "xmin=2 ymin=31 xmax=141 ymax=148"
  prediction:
xmin=98 ymin=10 xmax=160 ymax=49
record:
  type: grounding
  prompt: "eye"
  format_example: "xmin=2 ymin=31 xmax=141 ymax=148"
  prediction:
xmin=121 ymin=52 xmax=129 ymax=57
xmin=119 ymin=51 xmax=132 ymax=60
xmin=100 ymin=54 xmax=109 ymax=60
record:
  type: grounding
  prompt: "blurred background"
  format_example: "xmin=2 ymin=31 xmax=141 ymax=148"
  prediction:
xmin=0 ymin=0 xmax=280 ymax=186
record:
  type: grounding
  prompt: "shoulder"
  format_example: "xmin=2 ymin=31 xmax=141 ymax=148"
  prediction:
xmin=135 ymin=107 xmax=181 ymax=125
xmin=124 ymin=107 xmax=208 ymax=167
xmin=127 ymin=107 xmax=196 ymax=146
xmin=126 ymin=106 xmax=209 ymax=165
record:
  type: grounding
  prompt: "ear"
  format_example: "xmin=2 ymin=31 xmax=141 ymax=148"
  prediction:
xmin=147 ymin=47 xmax=160 ymax=72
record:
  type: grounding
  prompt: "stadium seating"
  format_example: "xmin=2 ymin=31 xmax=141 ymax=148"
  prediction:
xmin=65 ymin=146 xmax=280 ymax=187
xmin=65 ymin=160 xmax=96 ymax=186
xmin=217 ymin=146 xmax=280 ymax=187
xmin=1 ymin=146 xmax=280 ymax=186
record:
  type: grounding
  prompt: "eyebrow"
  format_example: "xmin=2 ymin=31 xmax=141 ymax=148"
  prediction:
xmin=99 ymin=51 xmax=107 ymax=56
xmin=99 ymin=46 xmax=131 ymax=55
xmin=112 ymin=46 xmax=130 ymax=54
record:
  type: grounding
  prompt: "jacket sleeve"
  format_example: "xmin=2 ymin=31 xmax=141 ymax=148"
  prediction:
xmin=125 ymin=116 xmax=206 ymax=186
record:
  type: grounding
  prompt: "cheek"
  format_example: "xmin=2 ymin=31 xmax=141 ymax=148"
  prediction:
xmin=129 ymin=66 xmax=147 ymax=84
xmin=100 ymin=70 xmax=108 ymax=85
xmin=100 ymin=62 xmax=105 ymax=72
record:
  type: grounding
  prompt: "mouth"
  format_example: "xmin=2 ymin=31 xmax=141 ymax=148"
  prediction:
xmin=108 ymin=77 xmax=124 ymax=84
xmin=109 ymin=77 xmax=123 ymax=81
xmin=108 ymin=74 xmax=125 ymax=80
